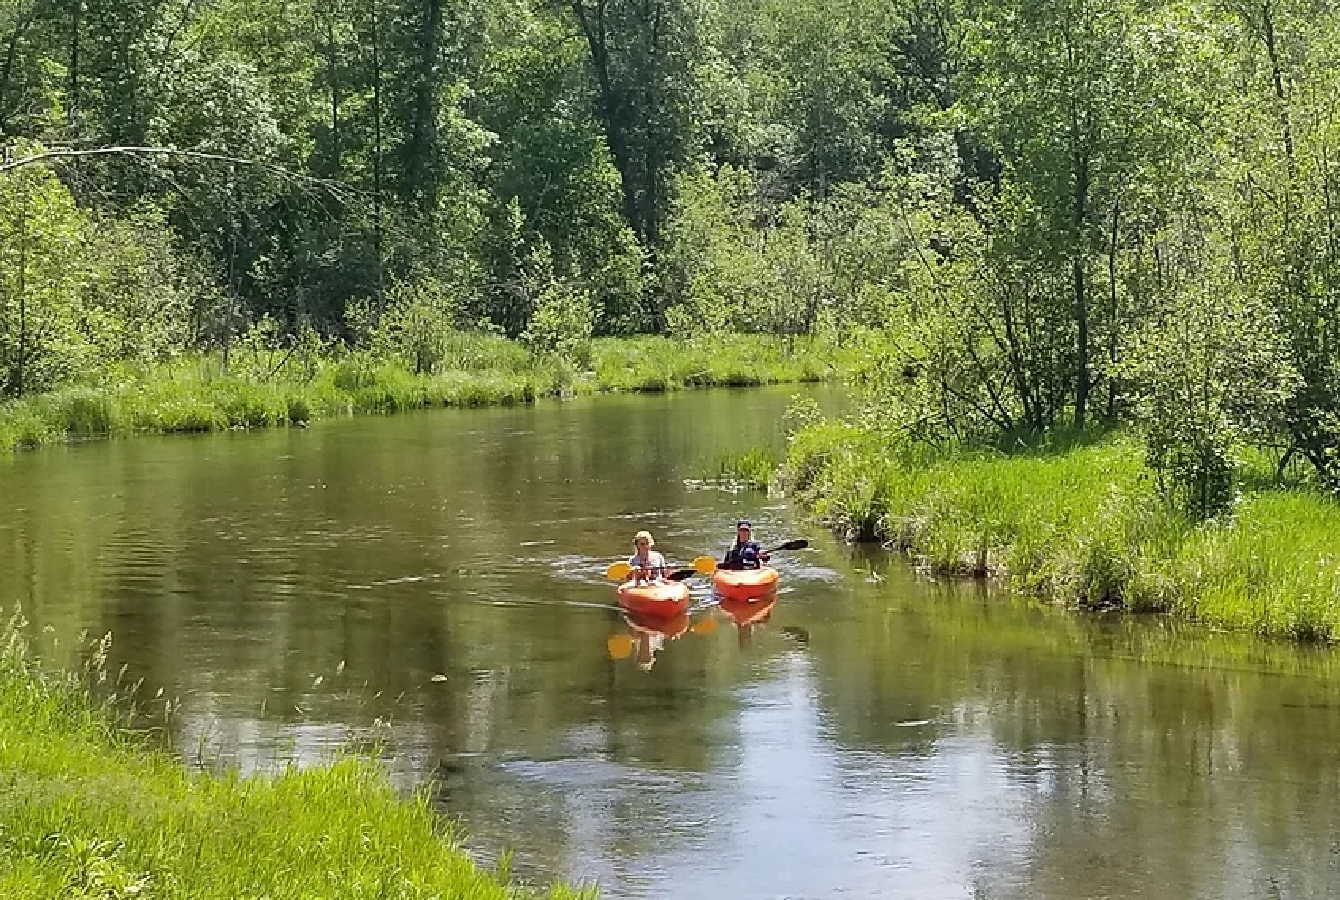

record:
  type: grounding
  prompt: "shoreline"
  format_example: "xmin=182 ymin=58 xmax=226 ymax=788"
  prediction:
xmin=0 ymin=617 xmax=590 ymax=898
xmin=779 ymin=426 xmax=1340 ymax=644
xmin=1 ymin=334 xmax=838 ymax=457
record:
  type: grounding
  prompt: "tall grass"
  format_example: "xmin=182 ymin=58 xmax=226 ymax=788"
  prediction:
xmin=0 ymin=613 xmax=588 ymax=899
xmin=700 ymin=448 xmax=781 ymax=489
xmin=591 ymin=334 xmax=834 ymax=392
xmin=0 ymin=333 xmax=842 ymax=455
xmin=785 ymin=423 xmax=1340 ymax=641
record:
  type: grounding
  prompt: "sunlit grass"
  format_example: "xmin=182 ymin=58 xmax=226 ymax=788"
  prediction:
xmin=0 ymin=333 xmax=843 ymax=454
xmin=699 ymin=448 xmax=781 ymax=489
xmin=0 ymin=613 xmax=590 ymax=899
xmin=786 ymin=424 xmax=1340 ymax=641
xmin=590 ymin=334 xmax=834 ymax=392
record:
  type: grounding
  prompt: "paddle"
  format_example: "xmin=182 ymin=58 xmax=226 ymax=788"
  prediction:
xmin=606 ymin=555 xmax=717 ymax=583
xmin=606 ymin=633 xmax=634 ymax=660
xmin=607 ymin=543 xmax=807 ymax=581
xmin=675 ymin=540 xmax=808 ymax=577
xmin=667 ymin=555 xmax=719 ymax=581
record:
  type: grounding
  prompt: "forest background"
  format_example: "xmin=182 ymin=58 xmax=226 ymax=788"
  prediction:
xmin=0 ymin=0 xmax=1337 ymax=537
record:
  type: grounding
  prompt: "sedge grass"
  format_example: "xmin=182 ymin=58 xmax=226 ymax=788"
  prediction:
xmin=0 ymin=613 xmax=589 ymax=899
xmin=785 ymin=424 xmax=1340 ymax=642
xmin=0 ymin=333 xmax=841 ymax=455
xmin=697 ymin=448 xmax=781 ymax=490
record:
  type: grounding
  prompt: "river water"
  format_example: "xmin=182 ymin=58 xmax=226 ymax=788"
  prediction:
xmin=4 ymin=385 xmax=1340 ymax=898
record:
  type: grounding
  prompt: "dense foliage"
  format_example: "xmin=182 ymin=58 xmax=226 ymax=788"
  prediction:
xmin=0 ymin=0 xmax=1337 ymax=510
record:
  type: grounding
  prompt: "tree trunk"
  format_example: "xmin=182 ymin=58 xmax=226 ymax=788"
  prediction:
xmin=571 ymin=0 xmax=649 ymax=246
xmin=0 ymin=3 xmax=39 ymax=135
xmin=1106 ymin=194 xmax=1121 ymax=420
xmin=1073 ymin=149 xmax=1091 ymax=430
xmin=69 ymin=0 xmax=82 ymax=130
xmin=370 ymin=0 xmax=385 ymax=305
xmin=1260 ymin=1 xmax=1294 ymax=172
xmin=325 ymin=4 xmax=342 ymax=171
xmin=407 ymin=0 xmax=444 ymax=211
xmin=15 ymin=188 xmax=28 ymax=397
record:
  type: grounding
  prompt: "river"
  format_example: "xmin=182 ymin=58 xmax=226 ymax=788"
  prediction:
xmin=4 ymin=385 xmax=1340 ymax=898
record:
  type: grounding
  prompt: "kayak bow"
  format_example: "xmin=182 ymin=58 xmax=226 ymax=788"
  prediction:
xmin=617 ymin=580 xmax=691 ymax=617
xmin=712 ymin=566 xmax=779 ymax=601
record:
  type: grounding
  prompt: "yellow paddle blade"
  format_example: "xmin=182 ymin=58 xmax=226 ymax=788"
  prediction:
xmin=607 ymin=634 xmax=634 ymax=659
xmin=606 ymin=562 xmax=633 ymax=581
xmin=692 ymin=555 xmax=718 ymax=575
xmin=690 ymin=615 xmax=718 ymax=636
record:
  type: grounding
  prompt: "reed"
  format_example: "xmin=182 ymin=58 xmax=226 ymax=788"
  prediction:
xmin=785 ymin=425 xmax=1340 ymax=641
xmin=0 ymin=612 xmax=589 ymax=899
xmin=0 ymin=333 xmax=842 ymax=455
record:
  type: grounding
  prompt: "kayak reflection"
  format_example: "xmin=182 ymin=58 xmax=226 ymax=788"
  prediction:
xmin=719 ymin=594 xmax=778 ymax=647
xmin=607 ymin=610 xmax=691 ymax=671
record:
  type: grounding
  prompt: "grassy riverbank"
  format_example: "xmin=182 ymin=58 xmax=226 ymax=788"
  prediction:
xmin=783 ymin=424 xmax=1340 ymax=642
xmin=0 ymin=617 xmax=586 ymax=899
xmin=0 ymin=333 xmax=837 ymax=455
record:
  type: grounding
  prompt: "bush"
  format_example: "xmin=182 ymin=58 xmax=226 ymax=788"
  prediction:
xmin=368 ymin=276 xmax=464 ymax=375
xmin=1118 ymin=282 xmax=1297 ymax=519
xmin=45 ymin=387 xmax=122 ymax=436
xmin=523 ymin=281 xmax=596 ymax=368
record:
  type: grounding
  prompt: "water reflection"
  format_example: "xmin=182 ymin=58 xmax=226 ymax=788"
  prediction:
xmin=719 ymin=595 xmax=778 ymax=647
xmin=608 ymin=610 xmax=692 ymax=671
xmin=8 ymin=387 xmax=1340 ymax=897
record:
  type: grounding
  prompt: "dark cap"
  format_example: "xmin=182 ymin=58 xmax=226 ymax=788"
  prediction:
xmin=736 ymin=520 xmax=753 ymax=528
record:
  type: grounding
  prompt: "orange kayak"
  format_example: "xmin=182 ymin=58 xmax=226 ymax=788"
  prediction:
xmin=712 ymin=566 xmax=779 ymax=601
xmin=617 ymin=580 xmax=691 ymax=617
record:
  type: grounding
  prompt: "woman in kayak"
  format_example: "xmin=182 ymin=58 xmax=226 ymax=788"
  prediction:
xmin=627 ymin=530 xmax=669 ymax=584
xmin=721 ymin=520 xmax=769 ymax=570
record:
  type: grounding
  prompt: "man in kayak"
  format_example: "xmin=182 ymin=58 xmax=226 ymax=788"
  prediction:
xmin=721 ymin=520 xmax=770 ymax=570
xmin=628 ymin=530 xmax=669 ymax=584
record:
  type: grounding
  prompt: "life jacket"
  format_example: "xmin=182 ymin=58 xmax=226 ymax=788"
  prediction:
xmin=723 ymin=540 xmax=763 ymax=570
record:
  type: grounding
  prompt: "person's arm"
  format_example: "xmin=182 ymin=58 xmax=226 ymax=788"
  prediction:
xmin=629 ymin=555 xmax=649 ymax=582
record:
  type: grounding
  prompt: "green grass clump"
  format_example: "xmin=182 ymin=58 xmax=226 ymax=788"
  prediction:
xmin=704 ymin=448 xmax=780 ymax=488
xmin=0 ymin=614 xmax=588 ymax=900
xmin=787 ymin=423 xmax=1340 ymax=641
xmin=0 ymin=400 xmax=58 ymax=452
xmin=423 ymin=371 xmax=537 ymax=406
xmin=590 ymin=334 xmax=838 ymax=393
xmin=41 ymin=387 xmax=124 ymax=437
xmin=790 ymin=434 xmax=1171 ymax=597
xmin=1 ymin=333 xmax=844 ymax=457
xmin=1157 ymin=492 xmax=1340 ymax=639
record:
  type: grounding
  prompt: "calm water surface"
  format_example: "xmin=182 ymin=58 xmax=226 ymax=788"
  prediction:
xmin=5 ymin=385 xmax=1340 ymax=898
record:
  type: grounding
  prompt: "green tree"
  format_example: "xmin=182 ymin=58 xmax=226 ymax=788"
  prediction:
xmin=565 ymin=0 xmax=704 ymax=255
xmin=0 ymin=162 xmax=90 ymax=396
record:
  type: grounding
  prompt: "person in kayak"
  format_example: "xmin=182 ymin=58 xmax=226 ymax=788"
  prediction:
xmin=721 ymin=520 xmax=769 ymax=570
xmin=627 ymin=530 xmax=669 ymax=584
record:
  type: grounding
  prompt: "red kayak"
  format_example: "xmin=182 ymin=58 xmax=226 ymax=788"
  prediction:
xmin=617 ymin=580 xmax=691 ymax=617
xmin=712 ymin=566 xmax=779 ymax=601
